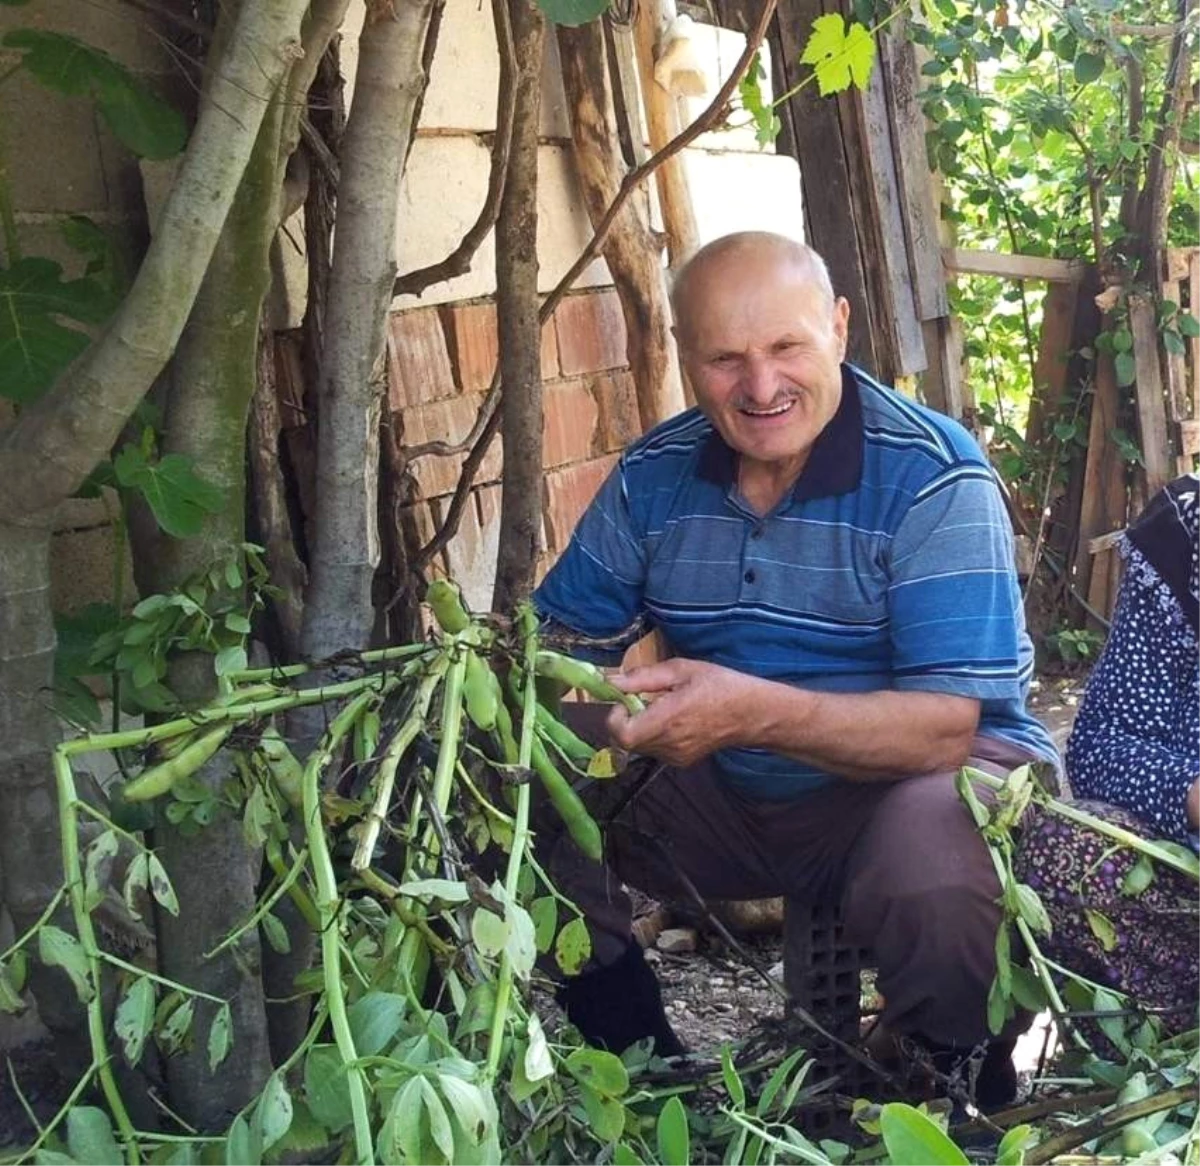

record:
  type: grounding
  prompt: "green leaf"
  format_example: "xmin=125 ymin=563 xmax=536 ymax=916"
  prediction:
xmin=554 ymin=916 xmax=592 ymax=976
xmin=533 ymin=0 xmax=610 ymax=26
xmin=208 ymin=1001 xmax=232 ymax=1071
xmin=260 ymin=911 xmax=291 ymax=955
xmin=455 ymin=981 xmax=496 ymax=1037
xmin=470 ymin=907 xmax=510 ymax=957
xmin=380 ymin=1075 xmax=425 ymax=1164
xmin=581 ymin=1085 xmax=626 ymax=1144
xmin=418 ymin=1077 xmax=455 ymax=1161
xmin=530 ymin=896 xmax=557 ymax=953
xmin=303 ymin=1045 xmax=354 ymax=1133
xmin=214 ymin=644 xmax=248 ymax=677
xmin=38 ymin=926 xmax=94 ymax=1004
xmin=1084 ymin=908 xmax=1118 ymax=952
xmin=721 ymin=1045 xmax=745 ymax=1107
xmin=1073 ymin=52 xmax=1104 ymax=85
xmin=1178 ymin=311 xmax=1200 ymax=337
xmin=523 ymin=1013 xmax=555 ymax=1083
xmin=82 ymin=830 xmax=118 ymax=913
xmin=986 ymin=976 xmax=1010 ymax=1035
xmin=504 ymin=903 xmax=537 ymax=980
xmin=437 ymin=1074 xmax=496 ymax=1147
xmin=1009 ymin=965 xmax=1049 ymax=1013
xmin=66 ymin=1106 xmax=121 ymax=1166
xmin=347 ymin=990 xmax=407 ymax=1057
xmin=1014 ymin=883 xmax=1051 ymax=937
xmin=1114 ymin=350 xmax=1136 ymax=387
xmin=224 ymin=1113 xmax=261 ymax=1166
xmin=115 ymin=975 xmax=156 ymax=1065
xmin=157 ymin=996 xmax=194 ymax=1056
xmin=613 ymin=1144 xmax=646 ymax=1166
xmin=2 ymin=30 xmax=186 ymax=158
xmin=112 ymin=446 xmax=225 ymax=539
xmin=146 ymin=853 xmax=179 ymax=916
xmin=879 ymin=1102 xmax=969 ymax=1164
xmin=0 ymin=962 xmax=26 ymax=1014
xmin=1121 ymin=854 xmax=1155 ymax=896
xmin=994 ymin=924 xmax=1012 ymax=995
xmin=800 ymin=13 xmax=876 ymax=96
xmin=397 ymin=877 xmax=470 ymax=902
xmin=0 ymin=257 xmax=112 ymax=402
xmin=656 ymin=1095 xmax=690 ymax=1166
xmin=254 ymin=1072 xmax=293 ymax=1152
xmin=996 ymin=1123 xmax=1036 ymax=1165
xmin=566 ymin=1047 xmax=629 ymax=1098
xmin=1164 ymin=330 xmax=1186 ymax=356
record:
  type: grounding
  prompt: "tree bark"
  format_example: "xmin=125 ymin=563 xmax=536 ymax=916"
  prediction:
xmin=133 ymin=84 xmax=291 ymax=1129
xmin=0 ymin=0 xmax=308 ymax=1063
xmin=491 ymin=0 xmax=546 ymax=613
xmin=558 ymin=22 xmax=685 ymax=431
xmin=300 ymin=0 xmax=440 ymax=672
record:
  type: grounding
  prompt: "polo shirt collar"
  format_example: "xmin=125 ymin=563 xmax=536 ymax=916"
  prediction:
xmin=696 ymin=363 xmax=864 ymax=502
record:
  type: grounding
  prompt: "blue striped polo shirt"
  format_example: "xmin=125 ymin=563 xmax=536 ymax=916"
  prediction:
xmin=533 ymin=364 xmax=1057 ymax=798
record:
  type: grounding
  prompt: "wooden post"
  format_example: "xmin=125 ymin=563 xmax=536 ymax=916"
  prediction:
xmin=1129 ymin=292 xmax=1173 ymax=497
xmin=631 ymin=0 xmax=700 ymax=269
xmin=1074 ymin=354 xmax=1128 ymax=625
xmin=557 ymin=22 xmax=685 ymax=430
xmin=1025 ymin=282 xmax=1080 ymax=450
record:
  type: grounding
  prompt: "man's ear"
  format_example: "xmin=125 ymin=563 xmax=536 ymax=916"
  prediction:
xmin=832 ymin=296 xmax=850 ymax=357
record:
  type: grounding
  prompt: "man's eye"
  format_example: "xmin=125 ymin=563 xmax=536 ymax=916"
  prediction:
xmin=712 ymin=354 xmax=739 ymax=366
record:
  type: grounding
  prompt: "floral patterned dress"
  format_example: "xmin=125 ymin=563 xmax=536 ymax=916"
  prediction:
xmin=1014 ymin=475 xmax=1199 ymax=1037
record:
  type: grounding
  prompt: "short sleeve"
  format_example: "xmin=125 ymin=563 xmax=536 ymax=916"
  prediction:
xmin=532 ymin=460 xmax=648 ymax=660
xmin=887 ymin=464 xmax=1025 ymax=699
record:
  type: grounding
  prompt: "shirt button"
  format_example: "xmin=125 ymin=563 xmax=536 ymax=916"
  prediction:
xmin=750 ymin=526 xmax=765 ymax=539
xmin=744 ymin=569 xmax=756 ymax=584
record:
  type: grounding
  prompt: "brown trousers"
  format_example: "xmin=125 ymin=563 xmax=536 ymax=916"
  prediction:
xmin=541 ymin=706 xmax=1036 ymax=1047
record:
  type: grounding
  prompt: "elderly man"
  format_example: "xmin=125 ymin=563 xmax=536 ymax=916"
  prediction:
xmin=532 ymin=232 xmax=1056 ymax=1106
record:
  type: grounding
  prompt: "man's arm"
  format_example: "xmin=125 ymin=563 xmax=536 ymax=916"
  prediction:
xmin=607 ymin=659 xmax=979 ymax=780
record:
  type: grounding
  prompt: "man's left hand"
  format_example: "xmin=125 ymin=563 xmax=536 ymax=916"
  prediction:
xmin=606 ymin=659 xmax=759 ymax=767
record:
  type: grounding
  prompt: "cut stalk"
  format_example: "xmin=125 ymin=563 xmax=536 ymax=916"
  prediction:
xmin=229 ymin=641 xmax=432 ymax=682
xmin=301 ymin=685 xmax=392 ymax=1166
xmin=51 ymin=751 xmax=140 ymax=1162
xmin=351 ymin=656 xmax=447 ymax=870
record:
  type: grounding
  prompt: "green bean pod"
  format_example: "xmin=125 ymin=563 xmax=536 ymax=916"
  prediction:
xmin=463 ymin=648 xmax=500 ymax=732
xmin=534 ymin=702 xmax=594 ymax=768
xmin=533 ymin=650 xmax=644 ymax=714
xmin=257 ymin=724 xmax=304 ymax=810
xmin=425 ymin=579 xmax=471 ymax=634
xmin=123 ymin=724 xmax=233 ymax=802
xmin=530 ymin=736 xmax=603 ymax=862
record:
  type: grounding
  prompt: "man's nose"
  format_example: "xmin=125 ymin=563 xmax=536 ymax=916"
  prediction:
xmin=741 ymin=355 xmax=777 ymax=402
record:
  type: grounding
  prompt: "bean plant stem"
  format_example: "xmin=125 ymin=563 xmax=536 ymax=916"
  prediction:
xmin=98 ymin=951 xmax=225 ymax=1004
xmin=301 ymin=686 xmax=390 ymax=1166
xmin=51 ymin=752 xmax=140 ymax=1162
xmin=0 ymin=886 xmax=64 ymax=963
xmin=229 ymin=641 xmax=431 ymax=682
xmin=484 ymin=609 xmax=538 ymax=1082
xmin=202 ymin=845 xmax=310 ymax=958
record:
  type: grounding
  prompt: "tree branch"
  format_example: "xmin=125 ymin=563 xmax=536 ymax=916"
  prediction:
xmin=392 ymin=0 xmax=517 ymax=297
xmin=399 ymin=0 xmax=777 ymax=596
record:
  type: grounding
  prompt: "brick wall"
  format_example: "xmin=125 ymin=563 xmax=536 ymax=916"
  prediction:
xmin=389 ymin=286 xmax=643 ymax=615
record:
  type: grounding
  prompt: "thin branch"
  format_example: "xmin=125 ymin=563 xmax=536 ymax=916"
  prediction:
xmin=395 ymin=0 xmax=777 ymax=597
xmin=393 ymin=0 xmax=517 ymax=297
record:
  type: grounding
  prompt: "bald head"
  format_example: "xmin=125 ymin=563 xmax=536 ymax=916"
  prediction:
xmin=671 ymin=233 xmax=835 ymax=347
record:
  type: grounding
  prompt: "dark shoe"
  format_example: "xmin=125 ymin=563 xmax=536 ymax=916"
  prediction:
xmin=925 ymin=1037 xmax=1018 ymax=1111
xmin=557 ymin=942 xmax=686 ymax=1057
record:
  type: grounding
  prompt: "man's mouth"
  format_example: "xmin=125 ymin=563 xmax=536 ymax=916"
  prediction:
xmin=738 ymin=399 xmax=796 ymax=418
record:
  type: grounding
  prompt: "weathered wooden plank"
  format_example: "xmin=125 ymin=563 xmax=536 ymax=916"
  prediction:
xmin=773 ymin=0 xmax=881 ymax=376
xmin=1129 ymin=293 xmax=1172 ymax=496
xmin=880 ymin=26 xmax=947 ymax=321
xmin=943 ymin=248 xmax=1088 ymax=282
xmin=920 ymin=316 xmax=968 ymax=423
xmin=1190 ymin=250 xmax=1200 ymax=423
xmin=1074 ymin=353 xmax=1127 ymax=626
xmin=854 ymin=36 xmax=926 ymax=376
xmin=1024 ymin=281 xmax=1079 ymax=449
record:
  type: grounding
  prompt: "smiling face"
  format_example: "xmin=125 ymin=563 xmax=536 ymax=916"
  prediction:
xmin=674 ymin=239 xmax=850 ymax=491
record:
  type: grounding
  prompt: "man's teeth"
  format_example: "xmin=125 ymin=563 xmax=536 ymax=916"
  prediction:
xmin=741 ymin=401 xmax=793 ymax=416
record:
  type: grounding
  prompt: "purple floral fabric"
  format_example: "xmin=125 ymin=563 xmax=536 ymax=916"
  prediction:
xmin=1013 ymin=801 xmax=1198 ymax=1035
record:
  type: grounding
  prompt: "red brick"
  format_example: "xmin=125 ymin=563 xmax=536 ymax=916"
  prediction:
xmin=440 ymin=301 xmax=499 ymax=393
xmin=544 ymin=454 xmax=619 ymax=554
xmin=400 ymin=392 xmax=504 ymax=498
xmin=443 ymin=484 xmax=504 ymax=615
xmin=397 ymin=500 xmax=446 ymax=575
xmin=389 ymin=308 xmax=456 ymax=409
xmin=591 ymin=370 xmax=641 ymax=453
xmin=554 ymin=289 xmax=628 ymax=376
xmin=541 ymin=317 xmax=560 ymax=379
xmin=543 ymin=380 xmax=599 ymax=468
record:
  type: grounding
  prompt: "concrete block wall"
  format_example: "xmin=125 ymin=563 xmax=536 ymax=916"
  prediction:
xmin=389 ymin=288 xmax=638 ymax=615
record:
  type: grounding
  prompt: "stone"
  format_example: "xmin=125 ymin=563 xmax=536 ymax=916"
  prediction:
xmin=656 ymin=927 xmax=698 ymax=954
